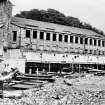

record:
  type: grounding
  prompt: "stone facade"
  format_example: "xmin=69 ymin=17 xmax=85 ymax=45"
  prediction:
xmin=0 ymin=0 xmax=12 ymax=49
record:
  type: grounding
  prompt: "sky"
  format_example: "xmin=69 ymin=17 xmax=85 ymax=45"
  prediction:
xmin=11 ymin=0 xmax=105 ymax=33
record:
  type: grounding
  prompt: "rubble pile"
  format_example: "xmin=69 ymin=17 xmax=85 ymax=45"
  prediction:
xmin=1 ymin=77 xmax=105 ymax=105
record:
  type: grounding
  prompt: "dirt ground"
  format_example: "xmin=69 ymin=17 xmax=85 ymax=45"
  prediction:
xmin=1 ymin=74 xmax=105 ymax=105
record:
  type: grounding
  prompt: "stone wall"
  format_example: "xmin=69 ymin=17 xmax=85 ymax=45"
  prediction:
xmin=11 ymin=23 xmax=105 ymax=56
xmin=0 ymin=0 xmax=12 ymax=49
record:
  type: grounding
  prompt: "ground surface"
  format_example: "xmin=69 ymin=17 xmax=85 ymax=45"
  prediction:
xmin=1 ymin=74 xmax=105 ymax=105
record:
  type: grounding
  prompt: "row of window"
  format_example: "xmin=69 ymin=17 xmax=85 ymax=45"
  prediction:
xmin=12 ymin=30 xmax=105 ymax=47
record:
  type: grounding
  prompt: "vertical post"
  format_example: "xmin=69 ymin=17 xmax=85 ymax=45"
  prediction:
xmin=49 ymin=63 xmax=51 ymax=72
xmin=79 ymin=64 xmax=80 ymax=74
xmin=72 ymin=62 xmax=73 ymax=73
xmin=97 ymin=64 xmax=98 ymax=70
xmin=44 ymin=32 xmax=46 ymax=40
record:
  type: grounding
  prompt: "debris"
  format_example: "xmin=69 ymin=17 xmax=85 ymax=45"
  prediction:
xmin=1 ymin=76 xmax=105 ymax=105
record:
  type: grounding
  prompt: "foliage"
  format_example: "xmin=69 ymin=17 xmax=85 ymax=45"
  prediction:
xmin=15 ymin=8 xmax=105 ymax=35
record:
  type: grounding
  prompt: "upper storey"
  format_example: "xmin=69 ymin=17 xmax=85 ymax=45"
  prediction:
xmin=10 ymin=17 xmax=105 ymax=55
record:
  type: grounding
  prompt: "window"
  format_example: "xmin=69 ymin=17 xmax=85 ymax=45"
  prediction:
xmin=102 ymin=41 xmax=105 ymax=47
xmin=70 ymin=36 xmax=73 ymax=43
xmin=33 ymin=31 xmax=37 ymax=39
xmin=90 ymin=39 xmax=92 ymax=45
xmin=46 ymin=33 xmax=50 ymax=40
xmin=26 ymin=30 xmax=30 ymax=38
xmin=80 ymin=37 xmax=83 ymax=44
xmin=40 ymin=32 xmax=44 ymax=39
xmin=13 ymin=31 xmax=17 ymax=41
xmin=59 ymin=34 xmax=62 ymax=42
xmin=89 ymin=50 xmax=92 ymax=54
xmin=98 ymin=40 xmax=101 ymax=46
xmin=53 ymin=33 xmax=56 ymax=41
xmin=94 ymin=39 xmax=97 ymax=46
xmin=75 ymin=37 xmax=78 ymax=43
xmin=85 ymin=38 xmax=88 ymax=44
xmin=64 ymin=35 xmax=68 ymax=42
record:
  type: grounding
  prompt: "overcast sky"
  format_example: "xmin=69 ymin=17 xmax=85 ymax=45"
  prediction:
xmin=11 ymin=0 xmax=105 ymax=33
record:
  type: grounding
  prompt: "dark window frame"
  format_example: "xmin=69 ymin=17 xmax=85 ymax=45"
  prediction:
xmin=102 ymin=41 xmax=105 ymax=47
xmin=12 ymin=31 xmax=17 ymax=41
xmin=26 ymin=30 xmax=30 ymax=38
xmin=70 ymin=36 xmax=73 ymax=43
xmin=80 ymin=37 xmax=83 ymax=44
xmin=85 ymin=38 xmax=88 ymax=44
xmin=90 ymin=39 xmax=93 ymax=45
xmin=33 ymin=30 xmax=37 ymax=39
xmin=59 ymin=34 xmax=62 ymax=42
xmin=94 ymin=39 xmax=97 ymax=46
xmin=46 ymin=32 xmax=51 ymax=40
xmin=75 ymin=37 xmax=78 ymax=43
xmin=53 ymin=33 xmax=56 ymax=41
xmin=64 ymin=35 xmax=68 ymax=42
xmin=98 ymin=40 xmax=101 ymax=46
xmin=40 ymin=32 xmax=44 ymax=40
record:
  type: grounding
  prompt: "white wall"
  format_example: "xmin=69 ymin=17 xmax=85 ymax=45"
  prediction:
xmin=23 ymin=52 xmax=105 ymax=64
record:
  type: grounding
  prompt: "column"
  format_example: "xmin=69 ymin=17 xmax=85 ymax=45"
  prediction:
xmin=49 ymin=63 xmax=51 ymax=72
xmin=37 ymin=30 xmax=40 ymax=39
xmin=78 ymin=37 xmax=80 ymax=44
xmin=50 ymin=32 xmax=53 ymax=41
xmin=73 ymin=36 xmax=75 ymax=44
xmin=44 ymin=32 xmax=46 ymax=40
xmin=68 ymin=35 xmax=70 ymax=43
xmin=56 ymin=33 xmax=59 ymax=42
xmin=62 ymin=34 xmax=64 ymax=43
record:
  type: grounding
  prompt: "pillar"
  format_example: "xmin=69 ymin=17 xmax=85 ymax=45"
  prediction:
xmin=49 ymin=63 xmax=51 ymax=72
xmin=44 ymin=32 xmax=46 ymax=40
xmin=37 ymin=30 xmax=40 ymax=39
xmin=62 ymin=34 xmax=64 ymax=43
xmin=79 ymin=64 xmax=80 ymax=73
xmin=68 ymin=35 xmax=70 ymax=43
xmin=56 ymin=33 xmax=59 ymax=43
xmin=50 ymin=32 xmax=53 ymax=41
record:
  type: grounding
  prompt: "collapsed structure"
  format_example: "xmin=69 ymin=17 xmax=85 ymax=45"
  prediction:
xmin=0 ymin=0 xmax=105 ymax=74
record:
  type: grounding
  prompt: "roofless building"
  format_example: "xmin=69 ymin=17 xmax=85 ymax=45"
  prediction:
xmin=0 ymin=0 xmax=105 ymax=74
